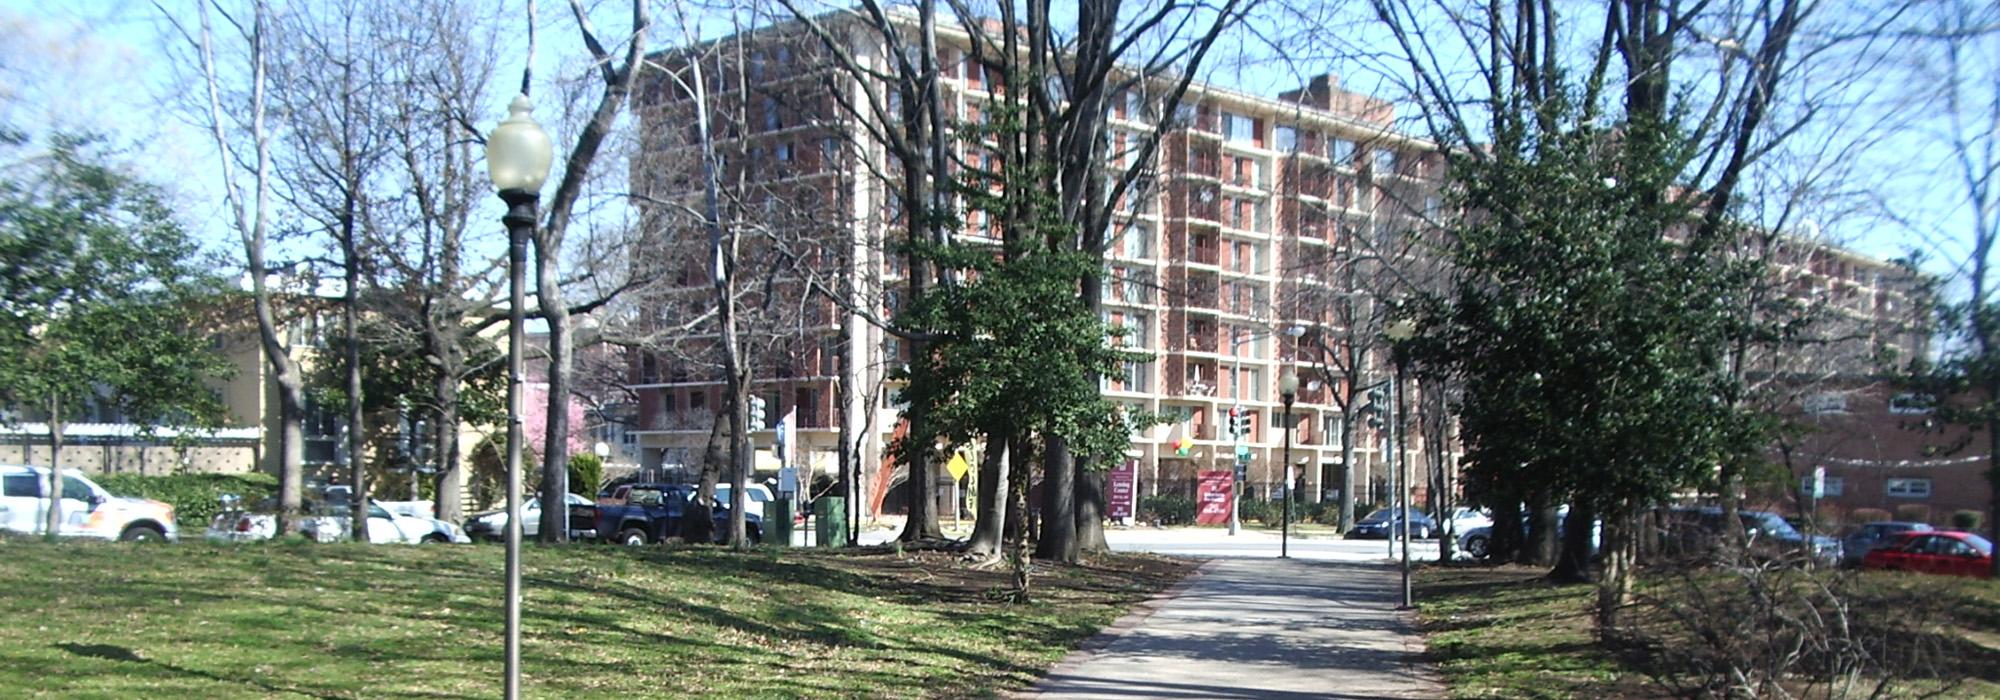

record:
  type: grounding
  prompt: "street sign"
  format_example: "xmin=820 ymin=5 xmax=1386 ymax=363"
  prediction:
xmin=946 ymin=452 xmax=971 ymax=481
xmin=778 ymin=466 xmax=799 ymax=497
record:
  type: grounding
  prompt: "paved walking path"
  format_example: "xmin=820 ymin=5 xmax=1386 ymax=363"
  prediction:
xmin=1021 ymin=558 xmax=1444 ymax=699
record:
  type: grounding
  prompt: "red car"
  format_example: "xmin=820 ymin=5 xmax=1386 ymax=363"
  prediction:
xmin=1860 ymin=530 xmax=1994 ymax=579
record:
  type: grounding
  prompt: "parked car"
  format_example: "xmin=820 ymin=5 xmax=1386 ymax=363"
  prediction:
xmin=1458 ymin=524 xmax=1494 ymax=559
xmin=1841 ymin=521 xmax=1934 ymax=568
xmin=1455 ymin=507 xmax=1599 ymax=561
xmin=1345 ymin=507 xmax=1438 ymax=540
xmin=0 ymin=465 xmax=178 ymax=542
xmin=1861 ymin=531 xmax=1993 ymax=579
xmin=207 ymin=497 xmax=469 ymax=544
xmin=464 ymin=493 xmax=596 ymax=542
xmin=588 ymin=482 xmax=762 ymax=545
xmin=1664 ymin=506 xmax=1841 ymax=565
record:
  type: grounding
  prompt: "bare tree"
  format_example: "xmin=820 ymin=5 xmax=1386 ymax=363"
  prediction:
xmin=162 ymin=0 xmax=308 ymax=534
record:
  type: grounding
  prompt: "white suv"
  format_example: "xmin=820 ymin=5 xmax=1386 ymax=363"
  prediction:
xmin=0 ymin=465 xmax=178 ymax=542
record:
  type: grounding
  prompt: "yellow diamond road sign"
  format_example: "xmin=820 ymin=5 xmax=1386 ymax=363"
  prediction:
xmin=946 ymin=452 xmax=971 ymax=481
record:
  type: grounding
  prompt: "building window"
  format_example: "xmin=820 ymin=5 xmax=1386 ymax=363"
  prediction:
xmin=1889 ymin=393 xmax=1935 ymax=414
xmin=1222 ymin=112 xmax=1257 ymax=144
xmin=1328 ymin=138 xmax=1356 ymax=164
xmin=1800 ymin=475 xmax=1845 ymax=497
xmin=1886 ymin=478 xmax=1932 ymax=499
xmin=1802 ymin=393 xmax=1847 ymax=415
xmin=775 ymin=143 xmax=793 ymax=162
xmin=1373 ymin=148 xmax=1396 ymax=174
xmin=763 ymin=97 xmax=781 ymax=131
xmin=690 ymin=390 xmax=707 ymax=413
xmin=1274 ymin=126 xmax=1298 ymax=152
xmin=1322 ymin=415 xmax=1344 ymax=447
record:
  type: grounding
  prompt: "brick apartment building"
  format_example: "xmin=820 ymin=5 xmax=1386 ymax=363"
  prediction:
xmin=624 ymin=11 xmax=1978 ymax=526
xmin=623 ymin=12 xmax=1447 ymax=516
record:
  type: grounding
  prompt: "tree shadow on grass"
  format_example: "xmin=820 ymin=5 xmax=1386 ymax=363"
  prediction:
xmin=53 ymin=642 xmax=481 ymax=700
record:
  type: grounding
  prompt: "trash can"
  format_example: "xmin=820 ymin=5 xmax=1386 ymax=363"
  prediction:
xmin=815 ymin=497 xmax=847 ymax=547
xmin=763 ymin=498 xmax=794 ymax=547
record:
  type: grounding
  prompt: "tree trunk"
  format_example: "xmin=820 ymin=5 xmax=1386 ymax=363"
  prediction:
xmin=681 ymin=402 xmax=727 ymax=543
xmin=1719 ymin=461 xmax=1743 ymax=549
xmin=1595 ymin=506 xmax=1635 ymax=632
xmin=432 ymin=368 xmax=463 ymax=521
xmin=275 ymin=372 xmax=306 ymax=535
xmin=1035 ymin=434 xmax=1078 ymax=562
xmin=42 ymin=400 xmax=64 ymax=539
xmin=536 ymin=266 xmax=571 ymax=543
xmin=1522 ymin=495 xmax=1559 ymax=567
xmin=1074 ymin=457 xmax=1108 ymax=555
xmin=1009 ymin=434 xmax=1034 ymax=599
xmin=1550 ymin=501 xmax=1596 ymax=583
xmin=1339 ymin=412 xmax=1358 ymax=531
xmin=345 ymin=248 xmax=367 ymax=542
xmin=966 ymin=429 xmax=1010 ymax=558
xmin=1490 ymin=498 xmax=1523 ymax=562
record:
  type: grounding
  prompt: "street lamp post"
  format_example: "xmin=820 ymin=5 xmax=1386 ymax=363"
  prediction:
xmin=1279 ymin=368 xmax=1299 ymax=558
xmin=1385 ymin=317 xmax=1417 ymax=610
xmin=486 ymin=94 xmax=553 ymax=700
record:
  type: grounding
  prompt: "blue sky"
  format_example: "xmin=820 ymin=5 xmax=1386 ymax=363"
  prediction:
xmin=0 ymin=0 xmax=1973 ymax=286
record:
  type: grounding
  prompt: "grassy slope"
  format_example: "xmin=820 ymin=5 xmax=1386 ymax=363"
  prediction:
xmin=1417 ymin=567 xmax=1624 ymax=699
xmin=0 ymin=541 xmax=1187 ymax=699
xmin=1417 ymin=565 xmax=2000 ymax=699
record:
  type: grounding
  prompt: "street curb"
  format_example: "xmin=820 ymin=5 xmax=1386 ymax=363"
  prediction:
xmin=1010 ymin=558 xmax=1219 ymax=699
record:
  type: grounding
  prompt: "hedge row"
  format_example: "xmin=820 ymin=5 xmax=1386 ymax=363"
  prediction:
xmin=92 ymin=472 xmax=279 ymax=527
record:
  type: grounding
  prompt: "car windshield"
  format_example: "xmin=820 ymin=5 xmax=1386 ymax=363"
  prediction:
xmin=1743 ymin=513 xmax=1800 ymax=538
xmin=1361 ymin=509 xmax=1409 ymax=522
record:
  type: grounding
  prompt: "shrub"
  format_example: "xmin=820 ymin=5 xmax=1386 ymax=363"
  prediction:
xmin=92 ymin=472 xmax=279 ymax=527
xmin=1139 ymin=495 xmax=1196 ymax=526
xmin=1307 ymin=500 xmax=1341 ymax=525
xmin=1235 ymin=498 xmax=1274 ymax=524
xmin=567 ymin=453 xmax=605 ymax=497
xmin=1949 ymin=510 xmax=1982 ymax=531
xmin=1894 ymin=504 xmax=1932 ymax=524
xmin=1848 ymin=507 xmax=1891 ymax=524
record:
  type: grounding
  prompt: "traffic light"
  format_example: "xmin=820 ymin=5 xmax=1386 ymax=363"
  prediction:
xmin=749 ymin=395 xmax=768 ymax=428
xmin=1228 ymin=406 xmax=1252 ymax=441
xmin=1359 ymin=389 xmax=1386 ymax=430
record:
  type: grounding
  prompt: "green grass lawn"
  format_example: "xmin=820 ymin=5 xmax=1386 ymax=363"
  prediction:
xmin=1417 ymin=565 xmax=2000 ymax=699
xmin=0 ymin=539 xmax=1190 ymax=699
xmin=1416 ymin=566 xmax=1627 ymax=699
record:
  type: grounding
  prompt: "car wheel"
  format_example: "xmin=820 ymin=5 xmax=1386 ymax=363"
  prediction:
xmin=618 ymin=528 xmax=648 ymax=546
xmin=1465 ymin=534 xmax=1490 ymax=559
xmin=120 ymin=525 xmax=167 ymax=543
xmin=420 ymin=534 xmax=448 ymax=544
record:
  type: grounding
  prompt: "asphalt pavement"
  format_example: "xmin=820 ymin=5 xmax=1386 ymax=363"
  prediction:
xmin=1009 ymin=527 xmax=1444 ymax=700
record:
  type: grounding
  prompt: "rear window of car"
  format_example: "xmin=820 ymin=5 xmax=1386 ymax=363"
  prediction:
xmin=1967 ymin=534 xmax=1994 ymax=555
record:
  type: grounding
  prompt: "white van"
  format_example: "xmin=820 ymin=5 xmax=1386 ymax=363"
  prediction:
xmin=0 ymin=465 xmax=178 ymax=541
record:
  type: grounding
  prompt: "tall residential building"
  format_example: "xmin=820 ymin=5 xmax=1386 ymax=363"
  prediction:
xmin=624 ymin=12 xmax=1948 ymax=523
xmin=625 ymin=12 xmax=1446 ymax=515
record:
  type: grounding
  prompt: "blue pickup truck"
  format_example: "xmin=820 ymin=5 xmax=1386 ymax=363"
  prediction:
xmin=581 ymin=482 xmax=762 ymax=546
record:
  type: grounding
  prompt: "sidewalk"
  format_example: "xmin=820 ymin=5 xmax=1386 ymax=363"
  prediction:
xmin=1020 ymin=558 xmax=1443 ymax=699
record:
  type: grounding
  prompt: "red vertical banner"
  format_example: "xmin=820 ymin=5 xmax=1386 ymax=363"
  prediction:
xmin=1195 ymin=470 xmax=1234 ymax=525
xmin=1108 ymin=459 xmax=1137 ymax=520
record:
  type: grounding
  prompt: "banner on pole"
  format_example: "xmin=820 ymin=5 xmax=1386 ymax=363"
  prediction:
xmin=1108 ymin=459 xmax=1137 ymax=520
xmin=1196 ymin=471 xmax=1233 ymax=525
